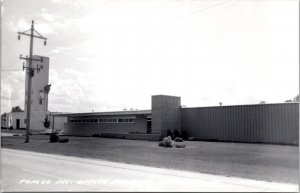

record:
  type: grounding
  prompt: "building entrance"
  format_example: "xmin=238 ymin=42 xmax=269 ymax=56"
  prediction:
xmin=147 ymin=118 xmax=152 ymax=134
xmin=16 ymin=119 xmax=20 ymax=129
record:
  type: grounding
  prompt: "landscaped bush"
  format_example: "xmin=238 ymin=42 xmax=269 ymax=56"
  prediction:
xmin=50 ymin=131 xmax=69 ymax=143
xmin=50 ymin=132 xmax=59 ymax=143
xmin=175 ymin=143 xmax=186 ymax=148
xmin=158 ymin=141 xmax=164 ymax=146
xmin=188 ymin=137 xmax=196 ymax=141
xmin=158 ymin=136 xmax=173 ymax=147
xmin=181 ymin=131 xmax=189 ymax=140
xmin=166 ymin=129 xmax=173 ymax=138
xmin=175 ymin=137 xmax=183 ymax=142
xmin=173 ymin=129 xmax=180 ymax=139
xmin=163 ymin=137 xmax=173 ymax=147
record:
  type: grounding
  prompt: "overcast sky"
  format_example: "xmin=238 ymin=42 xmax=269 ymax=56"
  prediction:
xmin=1 ymin=0 xmax=299 ymax=114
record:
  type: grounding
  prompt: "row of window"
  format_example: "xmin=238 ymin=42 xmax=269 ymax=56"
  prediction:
xmin=70 ymin=118 xmax=135 ymax=123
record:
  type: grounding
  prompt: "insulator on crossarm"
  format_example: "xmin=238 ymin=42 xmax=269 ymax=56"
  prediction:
xmin=18 ymin=35 xmax=21 ymax=40
xmin=44 ymin=40 xmax=47 ymax=46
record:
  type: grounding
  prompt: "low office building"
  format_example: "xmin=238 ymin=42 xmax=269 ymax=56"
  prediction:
xmin=53 ymin=95 xmax=180 ymax=141
xmin=53 ymin=95 xmax=298 ymax=145
xmin=62 ymin=110 xmax=152 ymax=136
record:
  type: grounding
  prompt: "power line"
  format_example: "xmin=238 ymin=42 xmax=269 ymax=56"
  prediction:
xmin=1 ymin=69 xmax=22 ymax=72
xmin=174 ymin=0 xmax=234 ymax=21
xmin=1 ymin=1 xmax=113 ymax=71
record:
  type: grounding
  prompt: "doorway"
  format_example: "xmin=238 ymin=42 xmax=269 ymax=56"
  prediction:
xmin=16 ymin=119 xmax=20 ymax=129
xmin=147 ymin=118 xmax=152 ymax=134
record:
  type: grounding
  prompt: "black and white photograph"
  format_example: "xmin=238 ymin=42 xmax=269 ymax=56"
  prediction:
xmin=0 ymin=0 xmax=299 ymax=192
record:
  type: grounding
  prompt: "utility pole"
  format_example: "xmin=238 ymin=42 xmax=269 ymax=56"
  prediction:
xmin=18 ymin=20 xmax=47 ymax=143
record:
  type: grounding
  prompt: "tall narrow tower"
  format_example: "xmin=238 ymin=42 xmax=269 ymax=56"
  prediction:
xmin=24 ymin=55 xmax=50 ymax=131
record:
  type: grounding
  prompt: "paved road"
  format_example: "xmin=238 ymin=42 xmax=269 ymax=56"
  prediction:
xmin=1 ymin=148 xmax=298 ymax=192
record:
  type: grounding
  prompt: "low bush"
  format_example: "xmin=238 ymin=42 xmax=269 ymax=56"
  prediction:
xmin=166 ymin=129 xmax=173 ymax=139
xmin=188 ymin=137 xmax=196 ymax=141
xmin=49 ymin=132 xmax=59 ymax=143
xmin=175 ymin=143 xmax=186 ymax=148
xmin=175 ymin=137 xmax=183 ymax=142
xmin=158 ymin=136 xmax=173 ymax=148
xmin=173 ymin=129 xmax=180 ymax=139
xmin=164 ymin=140 xmax=173 ymax=148
xmin=164 ymin=136 xmax=173 ymax=147
xmin=181 ymin=131 xmax=189 ymax=140
xmin=158 ymin=141 xmax=164 ymax=146
xmin=92 ymin=134 xmax=101 ymax=137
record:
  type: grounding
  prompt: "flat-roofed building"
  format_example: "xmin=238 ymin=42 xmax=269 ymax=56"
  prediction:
xmin=60 ymin=110 xmax=152 ymax=136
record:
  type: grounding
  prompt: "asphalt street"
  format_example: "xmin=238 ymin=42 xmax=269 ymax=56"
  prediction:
xmin=1 ymin=148 xmax=298 ymax=192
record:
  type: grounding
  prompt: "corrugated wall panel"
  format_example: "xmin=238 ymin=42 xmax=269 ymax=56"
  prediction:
xmin=181 ymin=103 xmax=299 ymax=145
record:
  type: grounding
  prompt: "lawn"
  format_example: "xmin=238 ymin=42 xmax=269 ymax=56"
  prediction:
xmin=1 ymin=134 xmax=298 ymax=184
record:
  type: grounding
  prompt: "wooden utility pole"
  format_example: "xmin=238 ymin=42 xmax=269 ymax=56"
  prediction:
xmin=18 ymin=20 xmax=47 ymax=143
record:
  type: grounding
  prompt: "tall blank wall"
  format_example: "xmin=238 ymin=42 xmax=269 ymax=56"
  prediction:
xmin=181 ymin=103 xmax=299 ymax=145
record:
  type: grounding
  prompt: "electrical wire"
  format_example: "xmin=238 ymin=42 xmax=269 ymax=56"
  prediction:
xmin=174 ymin=0 xmax=234 ymax=21
xmin=1 ymin=0 xmax=114 ymax=72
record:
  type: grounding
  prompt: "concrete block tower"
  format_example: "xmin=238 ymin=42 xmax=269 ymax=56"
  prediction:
xmin=24 ymin=55 xmax=50 ymax=131
xmin=151 ymin=95 xmax=181 ymax=136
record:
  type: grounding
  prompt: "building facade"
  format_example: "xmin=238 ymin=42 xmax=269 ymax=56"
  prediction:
xmin=62 ymin=110 xmax=151 ymax=136
xmin=2 ymin=56 xmax=298 ymax=145
xmin=54 ymin=95 xmax=299 ymax=145
xmin=24 ymin=55 xmax=51 ymax=131
xmin=181 ymin=102 xmax=299 ymax=145
xmin=4 ymin=112 xmax=26 ymax=129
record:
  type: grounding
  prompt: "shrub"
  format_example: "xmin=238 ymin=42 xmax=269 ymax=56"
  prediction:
xmin=158 ymin=136 xmax=173 ymax=147
xmin=175 ymin=137 xmax=183 ymax=142
xmin=163 ymin=136 xmax=173 ymax=147
xmin=43 ymin=115 xmax=50 ymax=128
xmin=50 ymin=132 xmax=59 ymax=143
xmin=173 ymin=129 xmax=180 ymax=139
xmin=158 ymin=141 xmax=164 ymax=146
xmin=92 ymin=134 xmax=101 ymax=137
xmin=166 ymin=129 xmax=173 ymax=138
xmin=181 ymin=131 xmax=189 ymax=140
xmin=175 ymin=143 xmax=186 ymax=148
xmin=188 ymin=137 xmax=196 ymax=141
